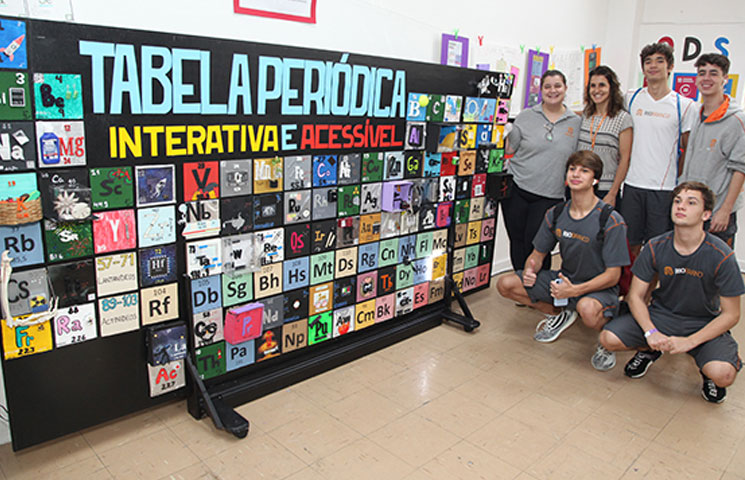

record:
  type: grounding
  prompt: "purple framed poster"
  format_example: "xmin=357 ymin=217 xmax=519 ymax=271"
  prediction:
xmin=523 ymin=49 xmax=549 ymax=109
xmin=441 ymin=34 xmax=469 ymax=68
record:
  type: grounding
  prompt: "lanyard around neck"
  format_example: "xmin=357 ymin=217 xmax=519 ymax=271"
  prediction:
xmin=589 ymin=113 xmax=607 ymax=149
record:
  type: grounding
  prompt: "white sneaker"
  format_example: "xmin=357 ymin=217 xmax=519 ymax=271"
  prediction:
xmin=533 ymin=310 xmax=577 ymax=343
xmin=591 ymin=344 xmax=616 ymax=371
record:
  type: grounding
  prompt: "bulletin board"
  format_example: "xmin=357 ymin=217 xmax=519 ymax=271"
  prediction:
xmin=0 ymin=15 xmax=510 ymax=450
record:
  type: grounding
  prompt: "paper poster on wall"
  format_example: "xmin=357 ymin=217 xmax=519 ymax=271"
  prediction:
xmin=673 ymin=73 xmax=698 ymax=99
xmin=524 ymin=49 xmax=549 ymax=109
xmin=234 ymin=0 xmax=317 ymax=24
xmin=583 ymin=47 xmax=601 ymax=88
xmin=27 ymin=0 xmax=74 ymax=21
xmin=33 ymin=73 xmax=83 ymax=120
xmin=484 ymin=44 xmax=524 ymax=116
xmin=2 ymin=319 xmax=53 ymax=359
xmin=98 ymin=292 xmax=140 ymax=337
xmin=0 ymin=121 xmax=36 ymax=171
xmin=441 ymin=33 xmax=469 ymax=68
xmin=550 ymin=49 xmax=584 ymax=110
xmin=35 ymin=120 xmax=86 ymax=168
xmin=95 ymin=251 xmax=137 ymax=296
xmin=53 ymin=303 xmax=97 ymax=347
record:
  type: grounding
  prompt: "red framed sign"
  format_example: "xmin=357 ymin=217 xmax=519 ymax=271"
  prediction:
xmin=233 ymin=0 xmax=317 ymax=23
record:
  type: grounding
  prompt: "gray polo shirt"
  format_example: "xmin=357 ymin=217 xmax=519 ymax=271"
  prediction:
xmin=507 ymin=104 xmax=581 ymax=199
xmin=634 ymin=231 xmax=745 ymax=319
xmin=534 ymin=200 xmax=630 ymax=283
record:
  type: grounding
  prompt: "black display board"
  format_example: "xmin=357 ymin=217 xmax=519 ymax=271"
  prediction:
xmin=0 ymin=16 xmax=509 ymax=450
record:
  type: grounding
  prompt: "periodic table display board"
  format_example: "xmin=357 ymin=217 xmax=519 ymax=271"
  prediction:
xmin=0 ymin=15 xmax=510 ymax=450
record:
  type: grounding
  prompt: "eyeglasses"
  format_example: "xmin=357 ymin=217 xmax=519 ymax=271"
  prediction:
xmin=544 ymin=123 xmax=554 ymax=141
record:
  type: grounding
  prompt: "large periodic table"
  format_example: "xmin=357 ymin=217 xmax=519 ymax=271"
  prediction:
xmin=0 ymin=16 xmax=511 ymax=449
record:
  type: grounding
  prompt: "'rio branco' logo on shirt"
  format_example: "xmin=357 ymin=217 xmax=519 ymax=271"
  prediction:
xmin=555 ymin=228 xmax=590 ymax=243
xmin=566 ymin=127 xmax=574 ymax=137
xmin=663 ymin=266 xmax=704 ymax=278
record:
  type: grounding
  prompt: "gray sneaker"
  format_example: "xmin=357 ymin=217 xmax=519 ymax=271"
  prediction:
xmin=591 ymin=344 xmax=616 ymax=371
xmin=534 ymin=310 xmax=577 ymax=343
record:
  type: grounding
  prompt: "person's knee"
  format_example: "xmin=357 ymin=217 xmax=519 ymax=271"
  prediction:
xmin=577 ymin=298 xmax=604 ymax=330
xmin=497 ymin=274 xmax=521 ymax=298
xmin=703 ymin=362 xmax=738 ymax=387
xmin=599 ymin=329 xmax=625 ymax=351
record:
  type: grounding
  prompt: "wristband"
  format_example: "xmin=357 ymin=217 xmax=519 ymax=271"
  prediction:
xmin=644 ymin=328 xmax=658 ymax=338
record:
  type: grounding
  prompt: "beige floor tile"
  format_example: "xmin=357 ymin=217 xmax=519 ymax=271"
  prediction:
xmin=563 ymin=414 xmax=650 ymax=471
xmin=503 ymin=393 xmax=589 ymax=438
xmin=294 ymin=366 xmax=367 ymax=408
xmin=370 ymin=368 xmax=450 ymax=410
xmin=326 ymin=387 xmax=409 ymax=435
xmin=527 ymin=443 xmax=624 ymax=480
xmin=157 ymin=462 xmax=218 ymax=480
xmin=415 ymin=390 xmax=500 ymax=438
xmin=99 ymin=428 xmax=199 ymax=480
xmin=43 ymin=456 xmax=112 ymax=480
xmin=367 ymin=411 xmax=460 ymax=468
xmin=454 ymin=370 xmax=535 ymax=413
xmin=408 ymin=354 xmax=484 ymax=390
xmin=513 ymin=474 xmax=541 ymax=480
xmin=150 ymin=400 xmax=191 ymax=428
xmin=401 ymin=469 xmax=439 ymax=480
xmin=82 ymin=410 xmax=168 ymax=454
xmin=376 ymin=337 xmax=441 ymax=369
xmin=539 ymin=368 xmax=622 ymax=414
xmin=654 ymin=397 xmax=745 ymax=469
xmin=170 ymin=417 xmax=245 ymax=461
xmin=726 ymin=437 xmax=745 ymax=476
xmin=233 ymin=388 xmax=317 ymax=433
xmin=341 ymin=353 xmax=408 ymax=388
xmin=0 ymin=433 xmax=97 ymax=480
xmin=417 ymin=440 xmax=521 ymax=480
xmin=620 ymin=443 xmax=723 ymax=479
xmin=203 ymin=433 xmax=306 ymax=480
xmin=310 ymin=437 xmax=415 ymax=480
xmin=282 ymin=466 xmax=328 ymax=480
xmin=722 ymin=474 xmax=745 ymax=480
xmin=268 ymin=406 xmax=361 ymax=464
xmin=467 ymin=415 xmax=561 ymax=471
xmin=412 ymin=324 xmax=474 ymax=354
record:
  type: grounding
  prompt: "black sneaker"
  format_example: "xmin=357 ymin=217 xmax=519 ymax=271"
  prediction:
xmin=624 ymin=350 xmax=662 ymax=378
xmin=701 ymin=374 xmax=727 ymax=404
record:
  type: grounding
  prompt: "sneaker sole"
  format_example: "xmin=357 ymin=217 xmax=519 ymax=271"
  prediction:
xmin=534 ymin=314 xmax=577 ymax=343
xmin=625 ymin=359 xmax=655 ymax=379
xmin=592 ymin=357 xmax=616 ymax=372
xmin=701 ymin=388 xmax=727 ymax=404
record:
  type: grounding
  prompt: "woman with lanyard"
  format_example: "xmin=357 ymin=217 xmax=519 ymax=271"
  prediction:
xmin=577 ymin=65 xmax=633 ymax=208
xmin=504 ymin=69 xmax=581 ymax=272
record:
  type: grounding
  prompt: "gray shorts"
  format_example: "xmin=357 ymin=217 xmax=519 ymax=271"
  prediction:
xmin=602 ymin=308 xmax=742 ymax=371
xmin=517 ymin=269 xmax=621 ymax=317
xmin=620 ymin=184 xmax=672 ymax=246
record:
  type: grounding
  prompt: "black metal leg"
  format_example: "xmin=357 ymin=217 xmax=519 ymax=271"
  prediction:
xmin=441 ymin=275 xmax=480 ymax=332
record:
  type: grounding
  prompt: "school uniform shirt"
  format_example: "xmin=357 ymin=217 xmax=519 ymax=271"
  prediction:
xmin=679 ymin=95 xmax=745 ymax=214
xmin=533 ymin=200 xmax=630 ymax=283
xmin=577 ymin=110 xmax=633 ymax=192
xmin=624 ymin=88 xmax=698 ymax=191
xmin=634 ymin=231 xmax=745 ymax=320
xmin=507 ymin=104 xmax=581 ymax=199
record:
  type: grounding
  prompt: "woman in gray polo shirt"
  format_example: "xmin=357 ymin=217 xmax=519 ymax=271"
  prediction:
xmin=504 ymin=70 xmax=581 ymax=271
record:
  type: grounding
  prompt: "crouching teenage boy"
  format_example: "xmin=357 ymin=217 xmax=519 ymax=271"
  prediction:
xmin=600 ymin=181 xmax=744 ymax=403
xmin=498 ymin=151 xmax=630 ymax=370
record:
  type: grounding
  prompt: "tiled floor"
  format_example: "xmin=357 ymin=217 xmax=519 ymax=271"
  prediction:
xmin=2 ymin=277 xmax=745 ymax=479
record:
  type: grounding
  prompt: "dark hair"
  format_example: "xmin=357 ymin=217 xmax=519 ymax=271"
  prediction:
xmin=672 ymin=181 xmax=715 ymax=212
xmin=540 ymin=69 xmax=566 ymax=88
xmin=695 ymin=53 xmax=730 ymax=76
xmin=566 ymin=150 xmax=603 ymax=180
xmin=640 ymin=42 xmax=674 ymax=69
xmin=584 ymin=65 xmax=625 ymax=117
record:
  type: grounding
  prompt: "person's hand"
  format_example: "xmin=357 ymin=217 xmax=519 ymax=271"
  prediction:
xmin=709 ymin=209 xmax=730 ymax=233
xmin=602 ymin=192 xmax=616 ymax=208
xmin=666 ymin=336 xmax=696 ymax=354
xmin=646 ymin=331 xmax=671 ymax=352
xmin=523 ymin=259 xmax=537 ymax=287
xmin=550 ymin=273 xmax=575 ymax=299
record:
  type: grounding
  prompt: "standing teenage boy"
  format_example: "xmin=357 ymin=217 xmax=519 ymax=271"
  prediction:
xmin=497 ymin=151 xmax=629 ymax=370
xmin=600 ymin=182 xmax=743 ymax=403
xmin=679 ymin=53 xmax=745 ymax=248
xmin=621 ymin=42 xmax=698 ymax=257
